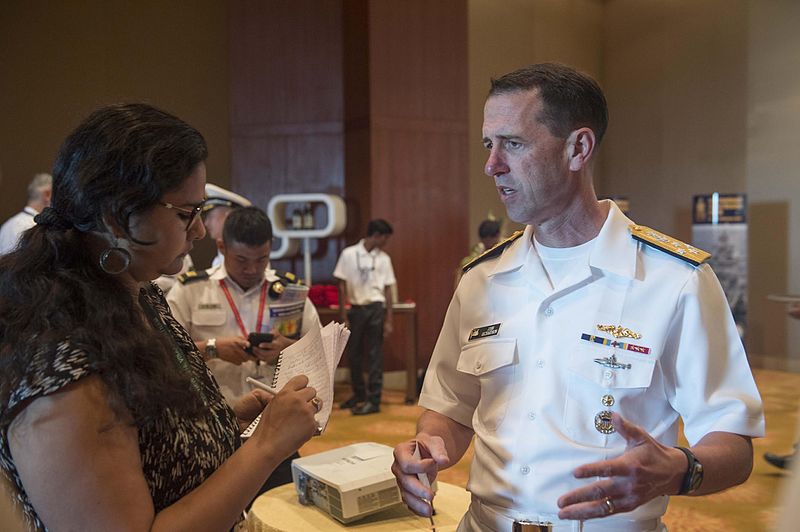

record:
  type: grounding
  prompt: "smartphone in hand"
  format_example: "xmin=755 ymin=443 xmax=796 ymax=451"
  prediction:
xmin=247 ymin=332 xmax=274 ymax=353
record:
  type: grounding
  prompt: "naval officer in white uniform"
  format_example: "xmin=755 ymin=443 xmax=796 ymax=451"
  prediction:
xmin=391 ymin=63 xmax=764 ymax=532
xmin=167 ymin=205 xmax=319 ymax=403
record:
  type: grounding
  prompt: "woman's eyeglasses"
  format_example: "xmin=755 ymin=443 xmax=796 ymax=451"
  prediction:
xmin=159 ymin=199 xmax=206 ymax=230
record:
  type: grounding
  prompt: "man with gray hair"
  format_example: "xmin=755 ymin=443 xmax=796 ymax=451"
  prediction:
xmin=0 ymin=173 xmax=52 ymax=255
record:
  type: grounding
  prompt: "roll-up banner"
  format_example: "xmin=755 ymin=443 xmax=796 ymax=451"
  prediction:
xmin=692 ymin=193 xmax=748 ymax=338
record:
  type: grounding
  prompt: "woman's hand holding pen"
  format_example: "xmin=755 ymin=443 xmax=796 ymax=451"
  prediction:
xmin=250 ymin=375 xmax=319 ymax=460
xmin=232 ymin=389 xmax=272 ymax=430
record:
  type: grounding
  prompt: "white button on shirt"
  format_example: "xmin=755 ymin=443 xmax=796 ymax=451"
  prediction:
xmin=166 ymin=264 xmax=321 ymax=402
xmin=419 ymin=201 xmax=765 ymax=527
xmin=333 ymin=240 xmax=396 ymax=305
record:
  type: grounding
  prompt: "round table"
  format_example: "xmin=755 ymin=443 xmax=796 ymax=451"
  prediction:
xmin=247 ymin=481 xmax=470 ymax=531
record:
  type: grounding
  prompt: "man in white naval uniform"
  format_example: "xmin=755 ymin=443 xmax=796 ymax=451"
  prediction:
xmin=203 ymin=183 xmax=252 ymax=269
xmin=167 ymin=206 xmax=319 ymax=403
xmin=168 ymin=205 xmax=319 ymax=493
xmin=392 ymin=63 xmax=764 ymax=532
xmin=0 ymin=173 xmax=52 ymax=255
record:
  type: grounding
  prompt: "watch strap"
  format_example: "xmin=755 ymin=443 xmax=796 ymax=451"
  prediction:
xmin=675 ymin=446 xmax=702 ymax=495
xmin=205 ymin=337 xmax=217 ymax=360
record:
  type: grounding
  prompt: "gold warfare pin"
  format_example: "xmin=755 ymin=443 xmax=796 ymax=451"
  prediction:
xmin=596 ymin=324 xmax=642 ymax=340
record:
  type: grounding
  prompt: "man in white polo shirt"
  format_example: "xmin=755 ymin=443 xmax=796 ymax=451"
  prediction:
xmin=334 ymin=219 xmax=396 ymax=415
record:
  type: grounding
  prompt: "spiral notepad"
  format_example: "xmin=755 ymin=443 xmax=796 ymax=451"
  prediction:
xmin=270 ymin=355 xmax=283 ymax=388
xmin=242 ymin=320 xmax=349 ymax=438
xmin=241 ymin=414 xmax=261 ymax=439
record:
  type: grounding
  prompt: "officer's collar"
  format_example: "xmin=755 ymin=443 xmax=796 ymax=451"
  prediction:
xmin=489 ymin=226 xmax=532 ymax=276
xmin=587 ymin=200 xmax=638 ymax=280
xmin=489 ymin=200 xmax=637 ymax=280
xmin=210 ymin=263 xmax=269 ymax=292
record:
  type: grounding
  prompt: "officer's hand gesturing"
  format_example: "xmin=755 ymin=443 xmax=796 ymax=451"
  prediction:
xmin=215 ymin=336 xmax=253 ymax=365
xmin=556 ymin=413 xmax=685 ymax=520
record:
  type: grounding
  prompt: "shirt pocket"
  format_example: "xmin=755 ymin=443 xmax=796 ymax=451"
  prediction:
xmin=457 ymin=337 xmax=517 ymax=432
xmin=192 ymin=308 xmax=227 ymax=328
xmin=564 ymin=343 xmax=657 ymax=446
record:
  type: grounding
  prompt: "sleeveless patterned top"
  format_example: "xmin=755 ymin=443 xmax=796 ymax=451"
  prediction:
xmin=0 ymin=284 xmax=241 ymax=531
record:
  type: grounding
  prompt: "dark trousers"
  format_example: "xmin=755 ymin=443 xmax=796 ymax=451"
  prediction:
xmin=346 ymin=303 xmax=386 ymax=405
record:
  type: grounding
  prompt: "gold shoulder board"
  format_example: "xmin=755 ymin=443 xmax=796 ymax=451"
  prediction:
xmin=629 ymin=224 xmax=710 ymax=266
xmin=462 ymin=230 xmax=525 ymax=274
xmin=177 ymin=269 xmax=208 ymax=284
xmin=274 ymin=270 xmax=303 ymax=285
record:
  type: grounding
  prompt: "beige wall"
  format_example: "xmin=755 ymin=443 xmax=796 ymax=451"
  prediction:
xmin=746 ymin=0 xmax=800 ymax=363
xmin=601 ymin=0 xmax=748 ymax=235
xmin=0 ymin=1 xmax=230 ymax=225
xmin=467 ymin=0 xmax=604 ymax=243
xmin=601 ymin=0 xmax=800 ymax=361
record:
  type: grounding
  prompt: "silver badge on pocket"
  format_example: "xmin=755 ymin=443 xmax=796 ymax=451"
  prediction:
xmin=594 ymin=354 xmax=631 ymax=370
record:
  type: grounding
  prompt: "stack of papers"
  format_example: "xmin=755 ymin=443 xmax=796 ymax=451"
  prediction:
xmin=272 ymin=321 xmax=349 ymax=431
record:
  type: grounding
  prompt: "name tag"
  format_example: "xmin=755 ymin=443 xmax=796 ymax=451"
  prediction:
xmin=468 ymin=323 xmax=501 ymax=341
xmin=198 ymin=303 xmax=222 ymax=310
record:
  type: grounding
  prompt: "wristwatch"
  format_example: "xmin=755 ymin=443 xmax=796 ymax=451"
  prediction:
xmin=205 ymin=338 xmax=218 ymax=360
xmin=675 ymin=446 xmax=704 ymax=495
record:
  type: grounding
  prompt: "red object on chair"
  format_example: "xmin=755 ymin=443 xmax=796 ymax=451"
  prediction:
xmin=308 ymin=284 xmax=340 ymax=307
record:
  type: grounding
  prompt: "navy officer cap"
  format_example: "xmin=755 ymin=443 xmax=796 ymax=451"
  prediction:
xmin=204 ymin=183 xmax=252 ymax=212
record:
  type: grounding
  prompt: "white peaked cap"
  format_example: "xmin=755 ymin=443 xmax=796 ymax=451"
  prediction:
xmin=204 ymin=183 xmax=252 ymax=209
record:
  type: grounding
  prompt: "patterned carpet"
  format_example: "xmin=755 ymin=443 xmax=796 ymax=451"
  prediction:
xmin=298 ymin=368 xmax=800 ymax=531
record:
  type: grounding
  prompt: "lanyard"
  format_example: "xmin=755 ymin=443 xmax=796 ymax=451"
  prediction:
xmin=218 ymin=278 xmax=268 ymax=337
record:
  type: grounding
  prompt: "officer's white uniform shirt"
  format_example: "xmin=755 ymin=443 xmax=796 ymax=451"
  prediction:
xmin=0 ymin=207 xmax=37 ymax=255
xmin=166 ymin=264 xmax=320 ymax=403
xmin=420 ymin=200 xmax=764 ymax=529
xmin=211 ymin=250 xmax=224 ymax=269
xmin=154 ymin=254 xmax=194 ymax=294
xmin=333 ymin=239 xmax=396 ymax=305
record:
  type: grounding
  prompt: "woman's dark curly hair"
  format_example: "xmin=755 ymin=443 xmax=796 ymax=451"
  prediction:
xmin=0 ymin=103 xmax=208 ymax=426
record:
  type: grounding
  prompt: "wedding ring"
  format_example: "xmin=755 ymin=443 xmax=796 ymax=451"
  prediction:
xmin=603 ymin=497 xmax=615 ymax=515
xmin=311 ymin=397 xmax=322 ymax=413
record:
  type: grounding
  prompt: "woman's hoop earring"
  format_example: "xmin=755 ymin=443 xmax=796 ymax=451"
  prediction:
xmin=99 ymin=242 xmax=132 ymax=274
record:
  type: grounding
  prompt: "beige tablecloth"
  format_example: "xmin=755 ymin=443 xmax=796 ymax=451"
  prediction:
xmin=247 ymin=481 xmax=470 ymax=531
